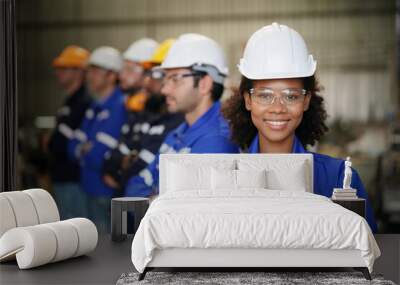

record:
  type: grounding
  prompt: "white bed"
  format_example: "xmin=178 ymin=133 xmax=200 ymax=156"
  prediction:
xmin=131 ymin=154 xmax=380 ymax=280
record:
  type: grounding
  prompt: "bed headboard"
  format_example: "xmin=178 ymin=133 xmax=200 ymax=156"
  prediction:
xmin=159 ymin=153 xmax=314 ymax=195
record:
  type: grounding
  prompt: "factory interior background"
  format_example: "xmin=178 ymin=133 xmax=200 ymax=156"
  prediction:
xmin=15 ymin=0 xmax=399 ymax=233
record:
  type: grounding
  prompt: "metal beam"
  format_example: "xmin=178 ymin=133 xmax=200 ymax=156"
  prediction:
xmin=17 ymin=7 xmax=394 ymax=30
xmin=0 ymin=0 xmax=18 ymax=191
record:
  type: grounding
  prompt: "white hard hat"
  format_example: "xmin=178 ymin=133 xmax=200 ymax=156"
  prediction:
xmin=88 ymin=46 xmax=123 ymax=72
xmin=123 ymin=38 xmax=159 ymax=62
xmin=159 ymin=33 xmax=229 ymax=84
xmin=238 ymin=23 xmax=317 ymax=80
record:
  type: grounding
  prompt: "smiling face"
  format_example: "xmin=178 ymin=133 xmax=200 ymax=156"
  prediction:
xmin=244 ymin=78 xmax=311 ymax=152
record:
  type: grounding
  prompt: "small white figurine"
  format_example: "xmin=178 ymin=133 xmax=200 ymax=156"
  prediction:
xmin=342 ymin=156 xmax=352 ymax=189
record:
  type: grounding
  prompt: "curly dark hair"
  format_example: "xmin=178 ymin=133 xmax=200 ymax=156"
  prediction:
xmin=222 ymin=76 xmax=329 ymax=150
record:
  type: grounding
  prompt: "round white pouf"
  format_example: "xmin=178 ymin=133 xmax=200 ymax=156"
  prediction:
xmin=23 ymin=189 xmax=60 ymax=223
xmin=0 ymin=218 xmax=98 ymax=269
xmin=0 ymin=225 xmax=57 ymax=269
xmin=0 ymin=191 xmax=39 ymax=227
xmin=66 ymin=218 xmax=98 ymax=257
xmin=0 ymin=195 xmax=17 ymax=238
xmin=42 ymin=220 xmax=79 ymax=262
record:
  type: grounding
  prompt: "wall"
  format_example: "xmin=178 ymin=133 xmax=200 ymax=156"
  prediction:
xmin=16 ymin=0 xmax=396 ymax=123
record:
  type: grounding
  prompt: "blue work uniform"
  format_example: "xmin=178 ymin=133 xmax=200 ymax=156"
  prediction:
xmin=48 ymin=85 xmax=92 ymax=183
xmin=124 ymin=101 xmax=239 ymax=197
xmin=47 ymin=85 xmax=92 ymax=219
xmin=69 ymin=87 xmax=128 ymax=198
xmin=248 ymin=134 xmax=378 ymax=232
xmin=102 ymin=95 xmax=184 ymax=192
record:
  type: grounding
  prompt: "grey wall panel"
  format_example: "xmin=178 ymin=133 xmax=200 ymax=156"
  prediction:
xmin=16 ymin=0 xmax=397 ymax=122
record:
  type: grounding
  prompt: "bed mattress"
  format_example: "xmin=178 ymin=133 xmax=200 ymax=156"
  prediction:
xmin=131 ymin=190 xmax=380 ymax=273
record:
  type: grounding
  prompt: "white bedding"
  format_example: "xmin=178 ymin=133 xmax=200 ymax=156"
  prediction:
xmin=131 ymin=190 xmax=380 ymax=273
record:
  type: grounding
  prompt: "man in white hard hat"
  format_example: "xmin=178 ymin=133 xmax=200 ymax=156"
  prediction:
xmin=120 ymin=38 xmax=158 ymax=113
xmin=125 ymin=33 xmax=239 ymax=197
xmin=68 ymin=46 xmax=127 ymax=233
xmin=102 ymin=39 xmax=183 ymax=193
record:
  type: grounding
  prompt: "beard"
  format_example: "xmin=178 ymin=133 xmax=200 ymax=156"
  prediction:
xmin=121 ymin=85 xmax=142 ymax=96
xmin=145 ymin=93 xmax=166 ymax=113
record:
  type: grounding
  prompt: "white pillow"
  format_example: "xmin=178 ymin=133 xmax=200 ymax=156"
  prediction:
xmin=237 ymin=169 xmax=267 ymax=189
xmin=238 ymin=159 xmax=308 ymax=192
xmin=211 ymin=168 xmax=236 ymax=190
xmin=167 ymin=162 xmax=211 ymax=191
xmin=166 ymin=159 xmax=236 ymax=192
xmin=211 ymin=169 xmax=267 ymax=190
xmin=266 ymin=170 xmax=307 ymax=191
xmin=266 ymin=162 xmax=307 ymax=191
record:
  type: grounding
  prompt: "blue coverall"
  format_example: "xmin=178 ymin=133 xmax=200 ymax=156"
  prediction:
xmin=248 ymin=134 xmax=378 ymax=232
xmin=69 ymin=87 xmax=127 ymax=198
xmin=124 ymin=101 xmax=239 ymax=197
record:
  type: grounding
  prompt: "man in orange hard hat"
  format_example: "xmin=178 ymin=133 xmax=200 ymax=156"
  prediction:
xmin=47 ymin=45 xmax=93 ymax=220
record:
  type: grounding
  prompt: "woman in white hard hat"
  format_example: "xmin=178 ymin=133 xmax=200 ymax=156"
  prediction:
xmin=223 ymin=23 xmax=378 ymax=232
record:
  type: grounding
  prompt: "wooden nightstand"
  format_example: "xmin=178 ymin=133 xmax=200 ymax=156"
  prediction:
xmin=331 ymin=198 xmax=366 ymax=218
